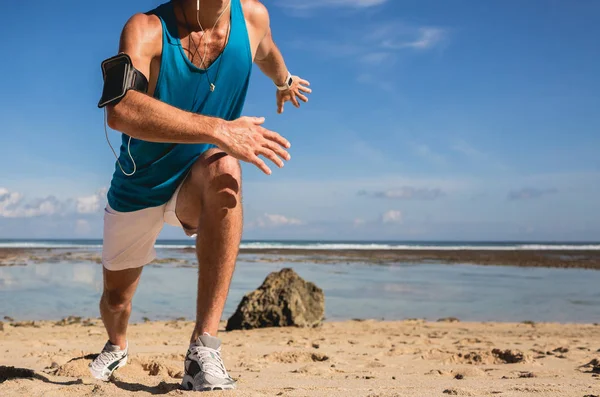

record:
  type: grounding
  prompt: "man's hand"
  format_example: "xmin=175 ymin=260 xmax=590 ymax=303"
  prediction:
xmin=217 ymin=117 xmax=291 ymax=175
xmin=277 ymin=76 xmax=311 ymax=114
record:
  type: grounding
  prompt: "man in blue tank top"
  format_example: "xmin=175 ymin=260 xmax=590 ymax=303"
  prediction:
xmin=90 ymin=0 xmax=311 ymax=390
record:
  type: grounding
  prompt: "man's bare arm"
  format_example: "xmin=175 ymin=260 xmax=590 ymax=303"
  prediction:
xmin=252 ymin=3 xmax=311 ymax=113
xmin=106 ymin=14 xmax=224 ymax=144
xmin=253 ymin=6 xmax=288 ymax=86
xmin=105 ymin=13 xmax=290 ymax=174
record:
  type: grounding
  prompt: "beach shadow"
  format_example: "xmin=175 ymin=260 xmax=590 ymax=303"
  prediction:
xmin=1 ymin=363 xmax=180 ymax=394
xmin=0 ymin=365 xmax=83 ymax=386
xmin=112 ymin=379 xmax=181 ymax=395
xmin=61 ymin=354 xmax=181 ymax=394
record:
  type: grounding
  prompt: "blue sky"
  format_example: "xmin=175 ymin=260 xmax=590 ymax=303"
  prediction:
xmin=0 ymin=0 xmax=599 ymax=241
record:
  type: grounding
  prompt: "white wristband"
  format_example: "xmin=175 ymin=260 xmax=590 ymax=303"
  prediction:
xmin=275 ymin=72 xmax=293 ymax=91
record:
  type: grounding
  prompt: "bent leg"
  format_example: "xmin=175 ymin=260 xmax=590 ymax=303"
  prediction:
xmin=100 ymin=267 xmax=143 ymax=349
xmin=100 ymin=204 xmax=164 ymax=349
xmin=176 ymin=149 xmax=243 ymax=339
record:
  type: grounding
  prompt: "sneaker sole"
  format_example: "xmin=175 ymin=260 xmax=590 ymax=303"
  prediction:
xmin=181 ymin=375 xmax=236 ymax=391
xmin=91 ymin=355 xmax=128 ymax=382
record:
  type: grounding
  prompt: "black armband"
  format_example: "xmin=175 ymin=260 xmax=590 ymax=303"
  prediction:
xmin=98 ymin=53 xmax=149 ymax=108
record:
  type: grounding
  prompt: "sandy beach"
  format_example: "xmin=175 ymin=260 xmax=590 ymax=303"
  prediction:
xmin=0 ymin=318 xmax=599 ymax=396
xmin=1 ymin=245 xmax=600 ymax=395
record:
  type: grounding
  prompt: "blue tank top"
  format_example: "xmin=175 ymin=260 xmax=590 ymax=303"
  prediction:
xmin=107 ymin=0 xmax=252 ymax=212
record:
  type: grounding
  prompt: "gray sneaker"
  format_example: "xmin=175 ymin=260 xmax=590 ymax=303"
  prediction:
xmin=181 ymin=333 xmax=236 ymax=391
xmin=89 ymin=341 xmax=128 ymax=381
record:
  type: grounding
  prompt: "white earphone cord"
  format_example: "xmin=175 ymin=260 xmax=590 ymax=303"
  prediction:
xmin=104 ymin=108 xmax=137 ymax=177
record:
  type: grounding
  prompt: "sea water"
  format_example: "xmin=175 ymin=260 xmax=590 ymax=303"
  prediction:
xmin=0 ymin=240 xmax=599 ymax=323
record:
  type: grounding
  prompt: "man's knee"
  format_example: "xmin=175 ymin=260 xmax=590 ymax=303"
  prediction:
xmin=190 ymin=152 xmax=242 ymax=204
xmin=102 ymin=290 xmax=132 ymax=314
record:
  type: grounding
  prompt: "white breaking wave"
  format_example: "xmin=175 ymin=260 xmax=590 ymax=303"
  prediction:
xmin=0 ymin=242 xmax=103 ymax=249
xmin=238 ymin=243 xmax=600 ymax=251
xmin=0 ymin=241 xmax=599 ymax=250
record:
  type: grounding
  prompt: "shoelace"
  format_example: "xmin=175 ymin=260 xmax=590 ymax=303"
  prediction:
xmin=91 ymin=350 xmax=124 ymax=370
xmin=190 ymin=346 xmax=228 ymax=379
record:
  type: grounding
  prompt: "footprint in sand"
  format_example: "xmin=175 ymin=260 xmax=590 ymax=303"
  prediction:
xmin=139 ymin=360 xmax=183 ymax=378
xmin=46 ymin=354 xmax=97 ymax=378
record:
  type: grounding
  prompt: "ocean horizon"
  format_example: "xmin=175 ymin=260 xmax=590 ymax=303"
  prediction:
xmin=1 ymin=239 xmax=599 ymax=250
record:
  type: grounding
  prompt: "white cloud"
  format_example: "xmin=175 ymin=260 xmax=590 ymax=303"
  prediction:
xmin=0 ymin=188 xmax=64 ymax=218
xmin=76 ymin=188 xmax=108 ymax=214
xmin=278 ymin=0 xmax=388 ymax=10
xmin=359 ymin=187 xmax=445 ymax=200
xmin=255 ymin=213 xmax=305 ymax=228
xmin=381 ymin=27 xmax=445 ymax=50
xmin=0 ymin=188 xmax=23 ymax=217
xmin=382 ymin=210 xmax=402 ymax=224
xmin=290 ymin=22 xmax=447 ymax=83
xmin=0 ymin=187 xmax=107 ymax=218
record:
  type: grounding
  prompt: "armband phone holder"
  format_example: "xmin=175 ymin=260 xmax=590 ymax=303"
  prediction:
xmin=98 ymin=53 xmax=148 ymax=108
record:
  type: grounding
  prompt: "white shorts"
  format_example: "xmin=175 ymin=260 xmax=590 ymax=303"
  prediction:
xmin=102 ymin=183 xmax=195 ymax=272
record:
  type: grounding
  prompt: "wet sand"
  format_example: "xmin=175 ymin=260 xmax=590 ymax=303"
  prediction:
xmin=3 ymin=247 xmax=600 ymax=270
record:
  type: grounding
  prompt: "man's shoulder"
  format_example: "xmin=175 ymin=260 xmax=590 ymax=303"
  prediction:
xmin=241 ymin=0 xmax=270 ymax=28
xmin=124 ymin=12 xmax=163 ymax=37
xmin=120 ymin=12 xmax=163 ymax=55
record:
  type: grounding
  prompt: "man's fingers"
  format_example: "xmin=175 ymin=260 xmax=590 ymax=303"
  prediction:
xmin=251 ymin=155 xmax=271 ymax=175
xmin=250 ymin=117 xmax=265 ymax=125
xmin=298 ymin=78 xmax=310 ymax=86
xmin=262 ymin=128 xmax=291 ymax=149
xmin=263 ymin=140 xmax=291 ymax=161
xmin=298 ymin=85 xmax=312 ymax=94
xmin=297 ymin=93 xmax=308 ymax=103
xmin=257 ymin=148 xmax=284 ymax=168
xmin=291 ymin=95 xmax=300 ymax=108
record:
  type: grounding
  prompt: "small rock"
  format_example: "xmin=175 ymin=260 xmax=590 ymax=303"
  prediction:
xmin=10 ymin=321 xmax=39 ymax=328
xmin=437 ymin=317 xmax=460 ymax=323
xmin=312 ymin=343 xmax=320 ymax=349
xmin=3 ymin=316 xmax=14 ymax=322
xmin=491 ymin=349 xmax=529 ymax=363
xmin=226 ymin=268 xmax=324 ymax=330
xmin=579 ymin=358 xmax=600 ymax=374
xmin=55 ymin=316 xmax=82 ymax=326
xmin=519 ymin=371 xmax=536 ymax=378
